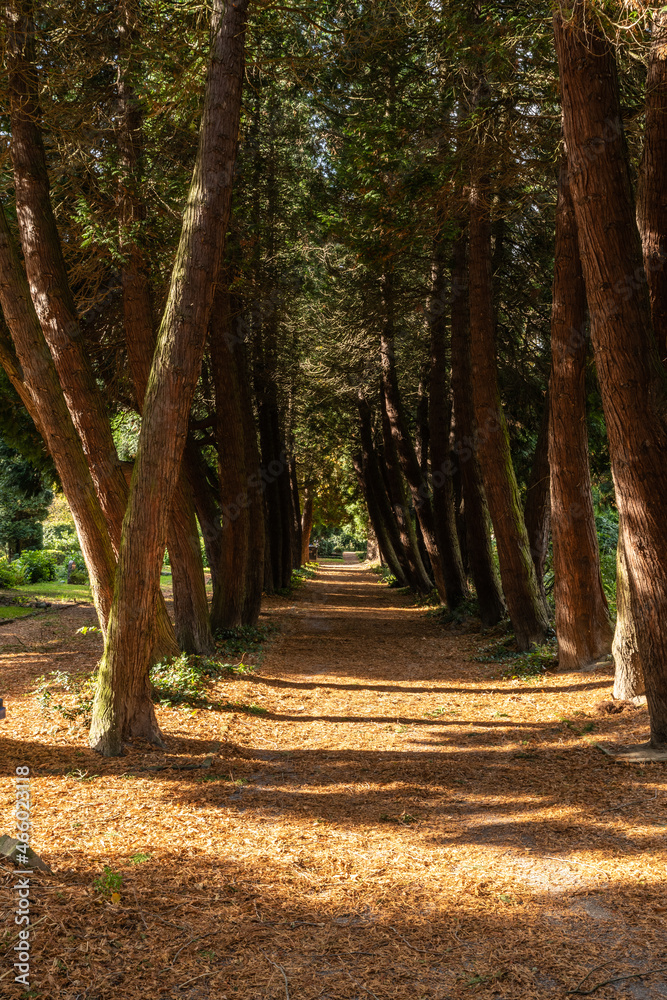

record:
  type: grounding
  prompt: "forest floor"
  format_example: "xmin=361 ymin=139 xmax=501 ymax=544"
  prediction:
xmin=0 ymin=559 xmax=666 ymax=1000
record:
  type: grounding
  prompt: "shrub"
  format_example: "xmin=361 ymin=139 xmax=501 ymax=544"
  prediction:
xmin=0 ymin=556 xmax=26 ymax=588
xmin=16 ymin=549 xmax=57 ymax=583
xmin=43 ymin=522 xmax=79 ymax=552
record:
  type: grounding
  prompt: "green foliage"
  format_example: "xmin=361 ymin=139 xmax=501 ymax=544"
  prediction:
xmin=0 ymin=440 xmax=53 ymax=557
xmin=150 ymin=652 xmax=257 ymax=707
xmin=0 ymin=556 xmax=26 ymax=588
xmin=93 ymin=866 xmax=123 ymax=898
xmin=16 ymin=550 xmax=57 ymax=583
xmin=34 ymin=670 xmax=96 ymax=722
xmin=473 ymin=637 xmax=557 ymax=680
xmin=313 ymin=527 xmax=367 ymax=557
xmin=214 ymin=623 xmax=276 ymax=661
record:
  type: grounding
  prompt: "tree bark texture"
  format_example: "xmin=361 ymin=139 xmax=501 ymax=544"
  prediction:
xmin=548 ymin=154 xmax=613 ymax=670
xmin=524 ymin=392 xmax=551 ymax=598
xmin=555 ymin=1 xmax=667 ymax=746
xmin=116 ymin=20 xmax=213 ymax=655
xmin=449 ymin=227 xmax=504 ymax=626
xmin=428 ymin=251 xmax=468 ymax=607
xmin=637 ymin=12 xmax=667 ymax=362
xmin=89 ymin=0 xmax=249 ymax=756
xmin=612 ymin=521 xmax=645 ymax=701
xmin=379 ymin=275 xmax=452 ymax=604
xmin=300 ymin=485 xmax=314 ymax=565
xmin=468 ymin=188 xmax=547 ymax=648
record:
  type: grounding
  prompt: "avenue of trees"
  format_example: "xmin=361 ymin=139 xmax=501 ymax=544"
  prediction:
xmin=1 ymin=0 xmax=666 ymax=757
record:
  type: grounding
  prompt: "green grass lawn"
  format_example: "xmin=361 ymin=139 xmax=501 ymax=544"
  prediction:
xmin=0 ymin=605 xmax=34 ymax=619
xmin=11 ymin=581 xmax=93 ymax=604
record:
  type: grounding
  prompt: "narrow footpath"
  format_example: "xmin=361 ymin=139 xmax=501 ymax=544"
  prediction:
xmin=0 ymin=561 xmax=665 ymax=1000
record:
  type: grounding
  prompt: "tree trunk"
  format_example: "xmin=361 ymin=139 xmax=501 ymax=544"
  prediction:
xmin=549 ymin=153 xmax=613 ymax=671
xmin=234 ymin=328 xmax=265 ymax=626
xmin=449 ymin=227 xmax=504 ymax=626
xmin=379 ymin=275 xmax=454 ymax=604
xmin=555 ymin=1 xmax=667 ymax=748
xmin=290 ymin=456 xmax=302 ymax=568
xmin=524 ymin=392 xmax=551 ymax=598
xmin=612 ymin=522 xmax=645 ymax=701
xmin=428 ymin=250 xmax=468 ymax=606
xmin=468 ymin=183 xmax=548 ymax=649
xmin=209 ymin=284 xmax=253 ymax=632
xmin=184 ymin=439 xmax=223 ymax=596
xmin=89 ymin=0 xmax=249 ymax=756
xmin=0 ymin=206 xmax=116 ymax=629
xmin=637 ymin=11 xmax=667 ymax=361
xmin=7 ymin=0 xmax=179 ymax=661
xmin=116 ymin=15 xmax=212 ymax=655
xmin=379 ymin=391 xmax=432 ymax=592
xmin=301 ymin=485 xmax=314 ymax=564
xmin=358 ymin=395 xmax=412 ymax=587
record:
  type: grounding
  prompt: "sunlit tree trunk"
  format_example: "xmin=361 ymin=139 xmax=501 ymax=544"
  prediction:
xmin=468 ymin=185 xmax=547 ymax=648
xmin=549 ymin=154 xmax=613 ymax=671
xmin=524 ymin=392 xmax=551 ymax=598
xmin=116 ymin=9 xmax=212 ymax=654
xmin=89 ymin=0 xmax=249 ymax=756
xmin=555 ymin=1 xmax=667 ymax=749
xmin=449 ymin=227 xmax=504 ymax=626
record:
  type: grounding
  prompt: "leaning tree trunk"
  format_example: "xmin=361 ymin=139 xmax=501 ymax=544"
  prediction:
xmin=89 ymin=0 xmax=249 ymax=756
xmin=353 ymin=450 xmax=408 ymax=588
xmin=468 ymin=181 xmax=548 ymax=649
xmin=637 ymin=11 xmax=667 ymax=362
xmin=524 ymin=391 xmax=551 ymax=598
xmin=116 ymin=19 xmax=213 ymax=655
xmin=0 ymin=206 xmax=116 ymax=629
xmin=7 ymin=0 xmax=179 ymax=660
xmin=549 ymin=153 xmax=613 ymax=671
xmin=449 ymin=226 xmax=505 ymax=626
xmin=555 ymin=1 xmax=667 ymax=751
xmin=428 ymin=250 xmax=468 ymax=607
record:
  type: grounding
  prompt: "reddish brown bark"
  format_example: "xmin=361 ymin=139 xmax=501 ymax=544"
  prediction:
xmin=115 ymin=8 xmax=213 ymax=655
xmin=548 ymin=155 xmax=613 ymax=670
xmin=449 ymin=227 xmax=504 ymax=626
xmin=468 ymin=186 xmax=548 ymax=648
xmin=89 ymin=0 xmax=249 ymax=755
xmin=428 ymin=251 xmax=468 ymax=607
xmin=0 ymin=206 xmax=116 ymax=629
xmin=524 ymin=392 xmax=551 ymax=598
xmin=300 ymin=486 xmax=314 ymax=565
xmin=555 ymin=2 xmax=667 ymax=747
xmin=637 ymin=12 xmax=667 ymax=361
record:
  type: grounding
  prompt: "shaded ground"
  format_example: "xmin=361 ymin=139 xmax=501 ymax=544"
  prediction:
xmin=1 ymin=561 xmax=666 ymax=999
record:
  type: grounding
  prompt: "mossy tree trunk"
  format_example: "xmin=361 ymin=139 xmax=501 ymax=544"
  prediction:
xmin=89 ymin=0 xmax=249 ymax=756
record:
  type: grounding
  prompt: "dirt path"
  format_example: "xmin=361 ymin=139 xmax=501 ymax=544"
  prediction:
xmin=0 ymin=562 xmax=666 ymax=999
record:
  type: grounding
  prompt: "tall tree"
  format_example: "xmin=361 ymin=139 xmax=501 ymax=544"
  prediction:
xmin=555 ymin=0 xmax=667 ymax=753
xmin=548 ymin=154 xmax=613 ymax=671
xmin=89 ymin=0 xmax=250 ymax=755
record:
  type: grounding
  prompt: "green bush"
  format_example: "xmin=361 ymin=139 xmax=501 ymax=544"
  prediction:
xmin=16 ymin=549 xmax=57 ymax=583
xmin=43 ymin=522 xmax=79 ymax=552
xmin=0 ymin=556 xmax=26 ymax=588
